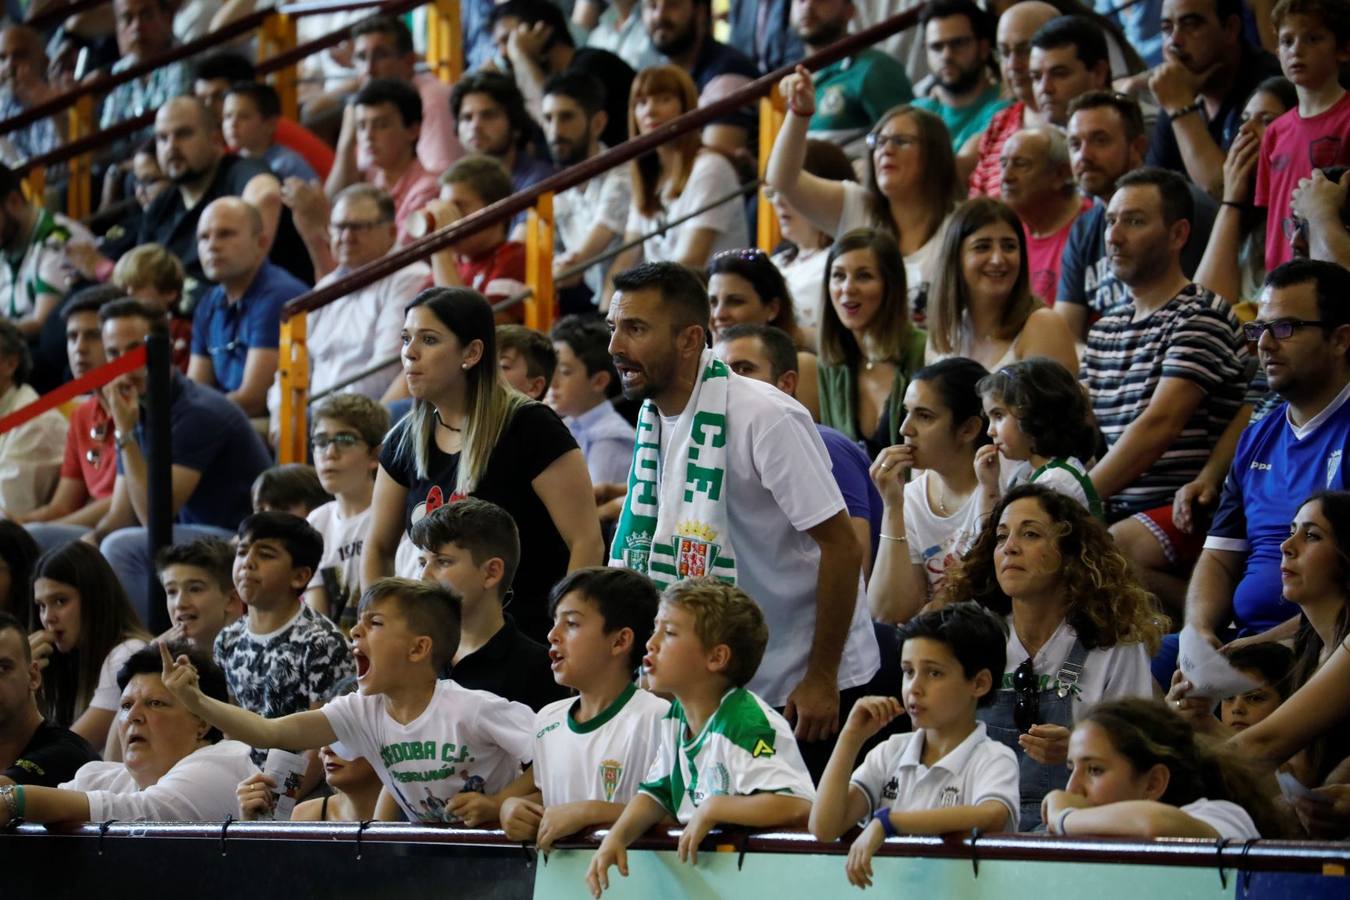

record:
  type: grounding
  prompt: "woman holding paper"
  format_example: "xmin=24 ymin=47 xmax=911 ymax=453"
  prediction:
xmin=0 ymin=641 xmax=256 ymax=826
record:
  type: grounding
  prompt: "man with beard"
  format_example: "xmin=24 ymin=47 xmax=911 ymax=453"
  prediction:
xmin=1145 ymin=0 xmax=1282 ymax=197
xmin=1080 ymin=167 xmax=1246 ymax=615
xmin=543 ymin=72 xmax=632 ymax=314
xmin=98 ymin=0 xmax=188 ymax=133
xmin=912 ymin=0 xmax=1007 ymax=151
xmin=605 ymin=261 xmax=879 ymax=778
xmin=0 ymin=26 xmax=60 ymax=165
xmin=793 ymin=0 xmax=913 ymax=156
xmin=0 ymin=164 xmax=91 ymax=341
xmin=137 ymin=96 xmax=313 ymax=304
xmin=642 ymin=0 xmax=760 ymax=154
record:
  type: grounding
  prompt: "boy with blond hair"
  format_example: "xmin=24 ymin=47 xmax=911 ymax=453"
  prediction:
xmin=112 ymin=243 xmax=191 ymax=370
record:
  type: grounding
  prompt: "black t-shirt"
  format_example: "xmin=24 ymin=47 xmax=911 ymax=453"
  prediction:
xmin=570 ymin=48 xmax=635 ymax=150
xmin=380 ymin=402 xmax=579 ymax=642
xmin=2 ymin=720 xmax=99 ymax=787
xmin=448 ymin=615 xmax=569 ymax=711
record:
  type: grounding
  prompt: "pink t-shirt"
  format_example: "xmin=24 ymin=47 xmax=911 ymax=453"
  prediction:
xmin=1255 ymin=90 xmax=1350 ymax=272
xmin=1024 ymin=197 xmax=1091 ymax=303
xmin=969 ymin=102 xmax=1024 ymax=199
xmin=370 ymin=159 xmax=441 ymax=246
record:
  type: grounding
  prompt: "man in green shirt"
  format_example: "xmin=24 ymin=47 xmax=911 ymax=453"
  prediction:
xmin=911 ymin=0 xmax=1008 ymax=150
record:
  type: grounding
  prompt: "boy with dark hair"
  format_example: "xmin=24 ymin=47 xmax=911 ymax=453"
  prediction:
xmin=499 ymin=567 xmax=667 ymax=850
xmin=224 ymin=82 xmax=319 ymax=183
xmin=427 ymin=156 xmax=528 ymax=322
xmin=251 ymin=464 xmax=333 ymax=517
xmin=156 ymin=538 xmax=242 ymax=651
xmin=497 ymin=324 xmax=556 ymax=400
xmin=809 ymin=602 xmax=1019 ymax=885
xmin=411 ymin=499 xmax=565 ymax=711
xmin=548 ymin=315 xmax=633 ymax=488
xmin=586 ymin=579 xmax=815 ymax=895
xmin=214 ymin=511 xmax=353 ymax=793
xmin=162 ymin=577 xmax=536 ymax=825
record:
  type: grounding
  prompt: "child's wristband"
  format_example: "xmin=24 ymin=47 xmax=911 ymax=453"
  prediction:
xmin=1055 ymin=807 xmax=1075 ymax=835
xmin=873 ymin=807 xmax=899 ymax=838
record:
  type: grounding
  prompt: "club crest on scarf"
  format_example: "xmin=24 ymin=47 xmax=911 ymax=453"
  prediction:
xmin=674 ymin=521 xmax=721 ymax=578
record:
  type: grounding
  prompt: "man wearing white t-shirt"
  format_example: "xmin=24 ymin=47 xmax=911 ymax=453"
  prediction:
xmin=605 ymin=261 xmax=879 ymax=775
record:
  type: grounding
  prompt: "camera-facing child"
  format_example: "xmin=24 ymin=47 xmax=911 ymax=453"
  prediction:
xmin=500 ymin=568 xmax=667 ymax=850
xmin=1221 ymin=643 xmax=1295 ymax=733
xmin=812 ymin=602 xmax=1018 ymax=889
xmin=156 ymin=538 xmax=242 ymax=651
xmin=547 ymin=315 xmax=635 ymax=488
xmin=586 ymin=579 xmax=815 ymax=898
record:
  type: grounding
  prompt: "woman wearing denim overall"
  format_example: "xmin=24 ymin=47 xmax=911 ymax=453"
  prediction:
xmin=942 ymin=484 xmax=1167 ymax=830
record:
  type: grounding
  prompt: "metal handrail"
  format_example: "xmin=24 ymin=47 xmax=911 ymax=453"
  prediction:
xmin=26 ymin=0 xmax=110 ymax=30
xmin=280 ymin=4 xmax=926 ymax=321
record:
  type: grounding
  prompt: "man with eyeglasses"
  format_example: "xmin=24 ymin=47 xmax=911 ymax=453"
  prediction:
xmin=789 ymin=0 xmax=912 ymax=157
xmin=1167 ymin=259 xmax=1350 ymax=688
xmin=912 ymin=0 xmax=1007 ymax=152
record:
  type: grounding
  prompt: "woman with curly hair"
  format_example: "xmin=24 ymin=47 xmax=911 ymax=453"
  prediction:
xmin=942 ymin=483 xmax=1166 ymax=829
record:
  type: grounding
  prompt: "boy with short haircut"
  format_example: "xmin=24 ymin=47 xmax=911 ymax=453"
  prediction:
xmin=1255 ymin=0 xmax=1350 ymax=272
xmin=496 ymin=324 xmax=556 ymax=400
xmin=587 ymin=579 xmax=815 ymax=896
xmin=156 ymin=537 xmax=242 ymax=651
xmin=223 ymin=82 xmax=319 ymax=184
xmin=1219 ymin=643 xmax=1295 ymax=734
xmin=214 ymin=511 xmax=353 ymax=792
xmin=548 ymin=315 xmax=634 ymax=488
xmin=410 ymin=499 xmax=565 ymax=711
xmin=305 ymin=394 xmax=390 ymax=629
xmin=111 ymin=243 xmax=191 ymax=371
xmin=499 ymin=567 xmax=668 ymax=850
xmin=163 ymin=577 xmax=536 ymax=825
xmin=251 ymin=464 xmax=333 ymax=517
xmin=810 ymin=602 xmax=1019 ymax=888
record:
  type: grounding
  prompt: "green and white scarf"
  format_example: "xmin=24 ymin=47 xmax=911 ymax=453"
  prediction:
xmin=609 ymin=350 xmax=737 ymax=588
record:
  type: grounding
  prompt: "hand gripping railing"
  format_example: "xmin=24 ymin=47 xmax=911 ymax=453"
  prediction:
xmin=273 ymin=5 xmax=926 ymax=461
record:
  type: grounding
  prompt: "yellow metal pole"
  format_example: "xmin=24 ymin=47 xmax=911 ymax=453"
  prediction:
xmin=260 ymin=12 xmax=300 ymax=122
xmin=67 ymin=95 xmax=93 ymax=221
xmin=426 ymin=0 xmax=462 ymax=84
xmin=757 ymin=93 xmax=785 ymax=254
xmin=277 ymin=313 xmax=310 ymax=464
xmin=524 ymin=191 xmax=555 ymax=333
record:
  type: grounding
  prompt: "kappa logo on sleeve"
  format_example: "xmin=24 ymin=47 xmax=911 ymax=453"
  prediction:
xmin=751 ymin=739 xmax=775 ymax=758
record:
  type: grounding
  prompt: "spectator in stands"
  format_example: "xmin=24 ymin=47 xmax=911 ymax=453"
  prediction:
xmin=188 ymin=197 xmax=308 ymax=418
xmin=708 ymin=248 xmax=820 ymax=419
xmin=497 ymin=324 xmax=555 ymax=400
xmin=581 ymin=0 xmax=661 ymax=71
xmin=770 ymin=71 xmax=960 ymax=310
xmin=0 ymin=522 xmax=38 ymax=618
xmin=86 ymin=143 xmax=171 ymax=266
xmin=1081 ymin=167 xmax=1247 ymax=616
xmin=156 ymin=538 xmax=241 ymax=652
xmin=0 ymin=163 xmax=90 ymax=340
xmin=1291 ymin=166 xmax=1350 ymax=268
xmin=111 ymin=244 xmax=192 ymax=372
xmin=251 ymin=465 xmax=331 ymax=517
xmin=303 ymin=395 xmax=388 ymax=629
xmin=29 ymin=541 xmax=151 ymax=754
xmin=90 ymin=300 xmax=271 ymax=620
xmin=942 ymin=483 xmax=1163 ymax=830
xmin=0 ymin=25 xmax=60 ymax=165
xmin=608 ymin=66 xmax=749 ymax=282
xmin=1055 ymin=91 xmax=1219 ymax=341
xmin=768 ymin=139 xmax=857 ymax=330
xmin=223 ymin=83 xmax=319 ymax=184
xmin=17 ymin=290 xmax=121 ymax=548
xmin=1043 ymin=697 xmax=1277 ymax=838
xmin=0 ymin=641 xmax=257 ymax=825
xmin=1028 ymin=14 xmax=1113 ymax=129
xmin=1146 ymin=0 xmax=1282 ymax=197
xmin=1255 ymin=0 xmax=1350 ymax=273
xmin=239 ymin=735 xmax=382 ymax=822
xmin=997 ymin=129 xmax=1092 ymax=304
xmin=642 ymin=0 xmax=760 ymax=155
xmin=424 ymin=157 xmax=529 ymax=323
xmin=715 ymin=323 xmax=881 ymax=576
xmin=542 ymin=72 xmax=633 ymax=315
xmin=1177 ymin=260 xmax=1350 ymax=676
xmin=0 ymin=319 xmax=66 ymax=519
xmin=362 ymin=287 xmax=603 ymax=643
xmin=98 ymin=0 xmax=189 ymax=132
xmin=451 ymin=72 xmax=555 ymax=206
xmin=0 ymin=612 xmax=98 ymax=788
xmin=815 ymin=229 xmax=927 ymax=456
xmin=324 ymin=79 xmax=440 ymax=247
xmin=967 ymin=1 xmax=1059 ymax=198
xmin=913 ymin=0 xmax=1008 ymax=151
xmin=925 ymin=196 xmax=1078 ymax=372
xmin=791 ymin=0 xmax=913 ymax=156
xmin=605 ymin=262 xmax=879 ymax=775
xmin=548 ymin=315 xmax=635 ymax=491
xmin=867 ymin=358 xmax=991 ymax=622
xmin=272 ymin=184 xmax=429 ymax=430
xmin=490 ymin=0 xmax=635 ymax=152
xmin=140 ymin=96 xmax=312 ymax=299
xmin=1217 ymin=643 xmax=1295 ymax=733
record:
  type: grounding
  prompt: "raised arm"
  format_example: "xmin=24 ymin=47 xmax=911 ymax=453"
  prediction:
xmin=1194 ymin=122 xmax=1261 ymax=304
xmin=765 ymin=67 xmax=846 ymax=238
xmin=866 ymin=445 xmax=930 ymax=624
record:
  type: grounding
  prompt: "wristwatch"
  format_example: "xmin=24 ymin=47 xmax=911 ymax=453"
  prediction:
xmin=114 ymin=429 xmax=134 ymax=450
xmin=1170 ymin=100 xmax=1204 ymax=120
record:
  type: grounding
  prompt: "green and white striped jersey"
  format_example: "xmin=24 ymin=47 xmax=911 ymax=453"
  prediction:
xmin=638 ymin=687 xmax=816 ymax=824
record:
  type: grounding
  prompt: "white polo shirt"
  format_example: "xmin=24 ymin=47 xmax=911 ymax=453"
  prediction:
xmin=849 ymin=722 xmax=1020 ymax=831
xmin=1181 ymin=798 xmax=1260 ymax=840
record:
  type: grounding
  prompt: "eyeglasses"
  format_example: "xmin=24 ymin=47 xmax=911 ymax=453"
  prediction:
xmin=312 ymin=433 xmax=367 ymax=452
xmin=712 ymin=248 xmax=769 ymax=263
xmin=865 ymin=132 xmax=919 ymax=151
xmin=1012 ymin=657 xmax=1039 ymax=734
xmin=330 ymin=219 xmax=389 ymax=235
xmin=1242 ymin=318 xmax=1327 ymax=341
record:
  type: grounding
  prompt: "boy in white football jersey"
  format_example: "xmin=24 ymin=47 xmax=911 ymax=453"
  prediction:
xmin=586 ymin=579 xmax=816 ymax=897
xmin=499 ymin=567 xmax=668 ymax=850
xmin=160 ymin=578 xmax=536 ymax=825
xmin=811 ymin=603 xmax=1020 ymax=889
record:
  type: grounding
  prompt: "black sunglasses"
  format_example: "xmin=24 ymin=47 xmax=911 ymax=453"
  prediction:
xmin=1013 ymin=657 xmax=1039 ymax=734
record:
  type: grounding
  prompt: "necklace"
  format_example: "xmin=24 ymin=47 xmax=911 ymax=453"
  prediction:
xmin=433 ymin=408 xmax=462 ymax=432
xmin=934 ymin=478 xmax=949 ymax=515
xmin=863 ymin=356 xmax=890 ymax=372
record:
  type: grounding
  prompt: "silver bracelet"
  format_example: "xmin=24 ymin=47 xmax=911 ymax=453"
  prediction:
xmin=879 ymin=532 xmax=907 ymax=543
xmin=1056 ymin=807 xmax=1075 ymax=834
